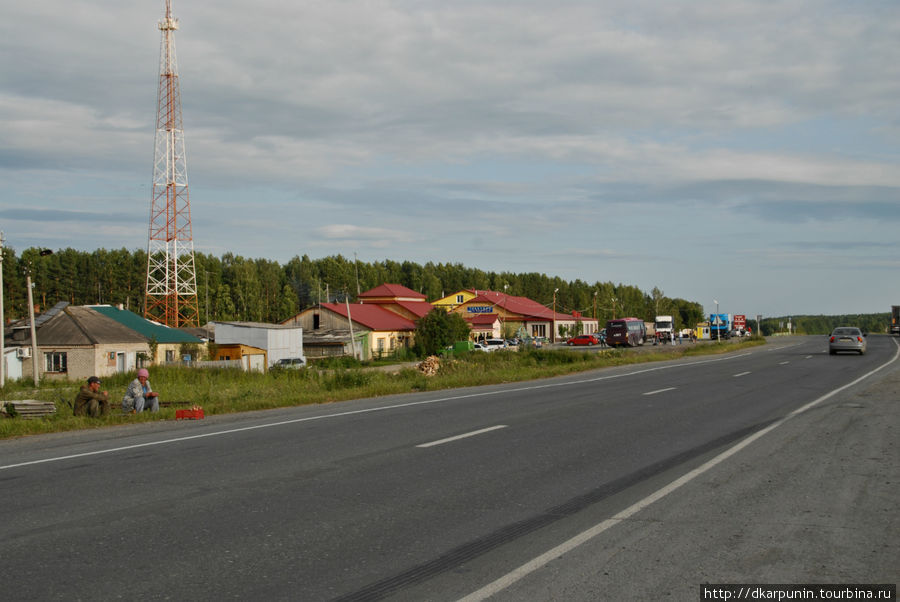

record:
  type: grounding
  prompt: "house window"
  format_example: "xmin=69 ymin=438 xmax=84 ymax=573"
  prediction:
xmin=313 ymin=313 xmax=320 ymax=330
xmin=456 ymin=295 xmax=464 ymax=303
xmin=165 ymin=350 xmax=175 ymax=362
xmin=44 ymin=352 xmax=67 ymax=373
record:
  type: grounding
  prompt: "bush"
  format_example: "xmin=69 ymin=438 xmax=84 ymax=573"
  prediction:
xmin=414 ymin=310 xmax=471 ymax=357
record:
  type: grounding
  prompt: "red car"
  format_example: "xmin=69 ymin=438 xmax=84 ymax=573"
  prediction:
xmin=566 ymin=334 xmax=600 ymax=346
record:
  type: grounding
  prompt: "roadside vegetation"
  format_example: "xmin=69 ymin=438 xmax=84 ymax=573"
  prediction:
xmin=0 ymin=337 xmax=764 ymax=440
xmin=759 ymin=313 xmax=890 ymax=336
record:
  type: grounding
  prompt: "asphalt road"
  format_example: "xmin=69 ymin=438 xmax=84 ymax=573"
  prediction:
xmin=1 ymin=335 xmax=897 ymax=600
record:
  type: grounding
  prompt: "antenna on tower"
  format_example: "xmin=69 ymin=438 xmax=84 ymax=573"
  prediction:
xmin=144 ymin=0 xmax=200 ymax=327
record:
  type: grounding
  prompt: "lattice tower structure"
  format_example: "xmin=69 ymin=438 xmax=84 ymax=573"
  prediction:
xmin=144 ymin=0 xmax=199 ymax=327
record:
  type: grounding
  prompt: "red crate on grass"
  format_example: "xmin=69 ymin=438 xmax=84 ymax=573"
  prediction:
xmin=176 ymin=409 xmax=205 ymax=420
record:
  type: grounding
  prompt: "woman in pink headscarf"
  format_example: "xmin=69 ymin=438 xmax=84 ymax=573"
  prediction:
xmin=122 ymin=368 xmax=160 ymax=414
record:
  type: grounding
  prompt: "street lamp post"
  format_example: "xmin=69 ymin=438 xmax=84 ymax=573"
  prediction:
xmin=0 ymin=232 xmax=5 ymax=388
xmin=552 ymin=288 xmax=559 ymax=344
xmin=714 ymin=299 xmax=720 ymax=342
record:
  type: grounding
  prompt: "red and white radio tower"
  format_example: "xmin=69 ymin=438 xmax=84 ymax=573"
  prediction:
xmin=144 ymin=0 xmax=199 ymax=327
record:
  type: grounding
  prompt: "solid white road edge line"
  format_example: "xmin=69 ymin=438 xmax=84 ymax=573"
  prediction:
xmin=457 ymin=338 xmax=900 ymax=602
xmin=733 ymin=371 xmax=751 ymax=377
xmin=417 ymin=425 xmax=508 ymax=448
xmin=0 ymin=352 xmax=755 ymax=472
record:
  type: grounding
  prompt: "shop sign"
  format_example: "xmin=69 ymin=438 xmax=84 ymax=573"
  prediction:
xmin=467 ymin=306 xmax=493 ymax=313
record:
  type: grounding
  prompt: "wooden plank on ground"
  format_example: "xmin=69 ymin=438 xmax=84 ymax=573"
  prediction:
xmin=1 ymin=400 xmax=57 ymax=419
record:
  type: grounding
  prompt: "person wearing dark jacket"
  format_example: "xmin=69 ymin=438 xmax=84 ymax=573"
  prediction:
xmin=73 ymin=376 xmax=109 ymax=418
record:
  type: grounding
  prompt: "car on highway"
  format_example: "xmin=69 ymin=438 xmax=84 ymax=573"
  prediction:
xmin=829 ymin=327 xmax=867 ymax=355
xmin=566 ymin=334 xmax=600 ymax=346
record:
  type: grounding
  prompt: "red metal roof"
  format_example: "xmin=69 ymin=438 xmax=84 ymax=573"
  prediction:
xmin=358 ymin=283 xmax=425 ymax=300
xmin=320 ymin=302 xmax=417 ymax=331
xmin=392 ymin=300 xmax=434 ymax=318
xmin=467 ymin=291 xmax=575 ymax=322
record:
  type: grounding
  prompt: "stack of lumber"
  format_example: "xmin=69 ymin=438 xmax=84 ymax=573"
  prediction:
xmin=417 ymin=356 xmax=441 ymax=376
xmin=1 ymin=400 xmax=57 ymax=419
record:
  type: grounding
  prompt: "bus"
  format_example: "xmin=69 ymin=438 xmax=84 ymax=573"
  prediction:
xmin=605 ymin=317 xmax=646 ymax=347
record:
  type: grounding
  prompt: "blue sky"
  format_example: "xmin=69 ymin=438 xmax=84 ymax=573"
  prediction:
xmin=1 ymin=0 xmax=899 ymax=318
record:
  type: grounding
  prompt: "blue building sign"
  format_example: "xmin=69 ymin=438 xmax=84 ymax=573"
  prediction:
xmin=467 ymin=306 xmax=494 ymax=313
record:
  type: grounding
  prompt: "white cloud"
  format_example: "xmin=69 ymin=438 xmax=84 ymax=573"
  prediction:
xmin=2 ymin=0 xmax=899 ymax=315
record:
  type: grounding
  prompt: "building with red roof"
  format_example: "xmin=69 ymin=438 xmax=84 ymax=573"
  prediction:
xmin=282 ymin=283 xmax=433 ymax=360
xmin=449 ymin=290 xmax=599 ymax=342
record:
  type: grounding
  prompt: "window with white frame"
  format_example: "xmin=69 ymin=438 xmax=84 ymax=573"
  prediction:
xmin=44 ymin=351 xmax=67 ymax=373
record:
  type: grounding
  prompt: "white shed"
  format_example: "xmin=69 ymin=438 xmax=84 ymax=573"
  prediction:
xmin=212 ymin=322 xmax=304 ymax=367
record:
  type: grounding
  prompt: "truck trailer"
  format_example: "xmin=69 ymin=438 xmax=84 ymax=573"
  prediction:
xmin=709 ymin=313 xmax=731 ymax=340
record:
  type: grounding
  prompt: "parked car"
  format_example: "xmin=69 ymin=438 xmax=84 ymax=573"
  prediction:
xmin=483 ymin=338 xmax=508 ymax=351
xmin=473 ymin=342 xmax=489 ymax=352
xmin=566 ymin=334 xmax=600 ymax=346
xmin=829 ymin=327 xmax=867 ymax=355
xmin=275 ymin=357 xmax=307 ymax=369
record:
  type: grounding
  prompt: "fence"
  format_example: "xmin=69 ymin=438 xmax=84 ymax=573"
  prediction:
xmin=161 ymin=359 xmax=244 ymax=370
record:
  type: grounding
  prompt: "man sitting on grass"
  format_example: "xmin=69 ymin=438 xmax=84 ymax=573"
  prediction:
xmin=73 ymin=376 xmax=109 ymax=418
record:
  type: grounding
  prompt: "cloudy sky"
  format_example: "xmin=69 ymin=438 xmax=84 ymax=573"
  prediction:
xmin=2 ymin=0 xmax=898 ymax=317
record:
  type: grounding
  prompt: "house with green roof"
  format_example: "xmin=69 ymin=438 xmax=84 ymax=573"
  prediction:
xmin=89 ymin=305 xmax=205 ymax=363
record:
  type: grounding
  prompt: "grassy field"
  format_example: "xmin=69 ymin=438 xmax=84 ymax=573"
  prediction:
xmin=0 ymin=338 xmax=765 ymax=440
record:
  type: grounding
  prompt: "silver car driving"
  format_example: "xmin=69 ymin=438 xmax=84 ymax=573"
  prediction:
xmin=829 ymin=327 xmax=867 ymax=355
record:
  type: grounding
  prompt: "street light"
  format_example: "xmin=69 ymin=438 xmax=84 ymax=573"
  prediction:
xmin=550 ymin=289 xmax=558 ymax=343
xmin=714 ymin=299 xmax=719 ymax=342
xmin=0 ymin=232 xmax=5 ymax=388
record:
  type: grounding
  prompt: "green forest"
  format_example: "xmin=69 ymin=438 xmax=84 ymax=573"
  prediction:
xmin=758 ymin=314 xmax=890 ymax=336
xmin=0 ymin=246 xmax=890 ymax=336
xmin=3 ymin=247 xmax=706 ymax=328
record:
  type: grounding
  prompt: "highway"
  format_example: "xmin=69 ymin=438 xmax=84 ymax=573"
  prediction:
xmin=1 ymin=336 xmax=897 ymax=600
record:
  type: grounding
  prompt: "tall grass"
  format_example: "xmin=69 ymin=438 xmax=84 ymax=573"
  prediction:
xmin=0 ymin=338 xmax=764 ymax=439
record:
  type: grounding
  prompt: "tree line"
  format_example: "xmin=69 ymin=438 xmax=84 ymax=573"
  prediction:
xmin=758 ymin=314 xmax=891 ymax=336
xmin=2 ymin=247 xmax=711 ymax=329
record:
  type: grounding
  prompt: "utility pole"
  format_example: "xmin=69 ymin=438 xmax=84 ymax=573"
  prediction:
xmin=25 ymin=250 xmax=53 ymax=387
xmin=552 ymin=288 xmax=559 ymax=343
xmin=26 ymin=272 xmax=39 ymax=387
xmin=354 ymin=252 xmax=360 ymax=297
xmin=144 ymin=0 xmax=200 ymax=327
xmin=345 ymin=295 xmax=358 ymax=360
xmin=0 ymin=231 xmax=5 ymax=388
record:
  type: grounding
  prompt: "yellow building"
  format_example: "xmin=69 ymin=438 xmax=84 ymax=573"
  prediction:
xmin=431 ymin=289 xmax=481 ymax=312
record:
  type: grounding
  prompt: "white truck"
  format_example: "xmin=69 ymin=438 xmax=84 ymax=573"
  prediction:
xmin=654 ymin=315 xmax=674 ymax=342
